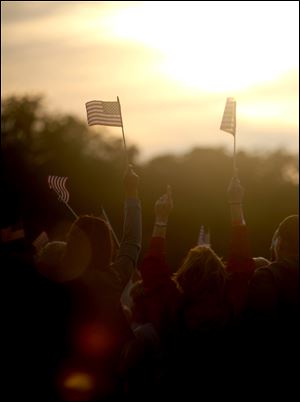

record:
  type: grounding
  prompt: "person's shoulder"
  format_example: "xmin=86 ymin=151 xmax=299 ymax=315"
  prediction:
xmin=249 ymin=265 xmax=278 ymax=295
xmin=257 ymin=261 xmax=296 ymax=282
xmin=252 ymin=265 xmax=275 ymax=282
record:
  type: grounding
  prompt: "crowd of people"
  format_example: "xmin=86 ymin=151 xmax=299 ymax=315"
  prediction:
xmin=3 ymin=165 xmax=299 ymax=401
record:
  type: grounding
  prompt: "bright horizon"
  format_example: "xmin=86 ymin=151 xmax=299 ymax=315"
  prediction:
xmin=1 ymin=1 xmax=299 ymax=161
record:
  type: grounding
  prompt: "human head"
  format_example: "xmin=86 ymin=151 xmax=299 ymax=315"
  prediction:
xmin=271 ymin=215 xmax=299 ymax=263
xmin=35 ymin=241 xmax=68 ymax=282
xmin=173 ymin=246 xmax=228 ymax=331
xmin=173 ymin=246 xmax=227 ymax=300
xmin=64 ymin=215 xmax=114 ymax=275
xmin=253 ymin=256 xmax=270 ymax=269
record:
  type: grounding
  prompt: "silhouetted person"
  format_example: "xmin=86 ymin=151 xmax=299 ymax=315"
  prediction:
xmin=34 ymin=165 xmax=142 ymax=400
xmin=242 ymin=215 xmax=299 ymax=397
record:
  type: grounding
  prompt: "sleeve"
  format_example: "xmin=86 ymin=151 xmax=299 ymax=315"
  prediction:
xmin=138 ymin=236 xmax=181 ymax=334
xmin=226 ymin=224 xmax=256 ymax=275
xmin=226 ymin=225 xmax=256 ymax=315
xmin=138 ymin=236 xmax=171 ymax=291
xmin=111 ymin=197 xmax=142 ymax=290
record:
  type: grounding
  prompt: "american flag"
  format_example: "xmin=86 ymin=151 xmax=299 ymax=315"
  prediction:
xmin=48 ymin=175 xmax=70 ymax=204
xmin=220 ymin=97 xmax=236 ymax=136
xmin=85 ymin=100 xmax=122 ymax=127
xmin=197 ymin=225 xmax=211 ymax=247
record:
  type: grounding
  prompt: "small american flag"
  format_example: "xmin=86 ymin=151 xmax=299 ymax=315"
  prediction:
xmin=48 ymin=175 xmax=70 ymax=204
xmin=197 ymin=225 xmax=211 ymax=247
xmin=220 ymin=97 xmax=236 ymax=136
xmin=85 ymin=100 xmax=122 ymax=127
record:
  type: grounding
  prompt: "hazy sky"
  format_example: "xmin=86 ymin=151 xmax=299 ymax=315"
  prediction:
xmin=1 ymin=1 xmax=299 ymax=161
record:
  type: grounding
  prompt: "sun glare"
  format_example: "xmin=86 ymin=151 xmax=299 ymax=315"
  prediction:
xmin=105 ymin=1 xmax=298 ymax=93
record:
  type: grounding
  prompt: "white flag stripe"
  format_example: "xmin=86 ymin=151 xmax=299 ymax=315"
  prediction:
xmin=85 ymin=99 xmax=122 ymax=127
xmin=220 ymin=97 xmax=236 ymax=136
xmin=88 ymin=120 xmax=123 ymax=127
xmin=48 ymin=175 xmax=70 ymax=204
xmin=58 ymin=178 xmax=68 ymax=203
xmin=87 ymin=113 xmax=122 ymax=122
xmin=57 ymin=177 xmax=68 ymax=203
xmin=86 ymin=100 xmax=120 ymax=108
xmin=197 ymin=225 xmax=211 ymax=246
xmin=86 ymin=109 xmax=121 ymax=118
xmin=61 ymin=178 xmax=69 ymax=203
xmin=54 ymin=177 xmax=64 ymax=202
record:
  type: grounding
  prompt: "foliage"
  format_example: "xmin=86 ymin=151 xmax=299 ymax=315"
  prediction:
xmin=1 ymin=95 xmax=298 ymax=267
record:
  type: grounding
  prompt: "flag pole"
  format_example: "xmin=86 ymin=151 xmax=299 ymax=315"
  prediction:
xmin=233 ymin=134 xmax=237 ymax=174
xmin=117 ymin=96 xmax=129 ymax=166
xmin=233 ymin=101 xmax=237 ymax=177
xmin=101 ymin=205 xmax=120 ymax=248
xmin=52 ymin=188 xmax=78 ymax=219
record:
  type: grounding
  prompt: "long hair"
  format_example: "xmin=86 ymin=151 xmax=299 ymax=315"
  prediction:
xmin=173 ymin=246 xmax=227 ymax=297
xmin=63 ymin=215 xmax=114 ymax=277
xmin=173 ymin=246 xmax=229 ymax=331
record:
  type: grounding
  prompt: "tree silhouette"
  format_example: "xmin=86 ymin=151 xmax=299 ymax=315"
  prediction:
xmin=1 ymin=95 xmax=298 ymax=266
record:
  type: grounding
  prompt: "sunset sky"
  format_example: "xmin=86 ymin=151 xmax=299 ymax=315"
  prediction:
xmin=1 ymin=1 xmax=299 ymax=161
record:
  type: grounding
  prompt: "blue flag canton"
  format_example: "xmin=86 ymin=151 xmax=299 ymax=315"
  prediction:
xmin=102 ymin=101 xmax=121 ymax=115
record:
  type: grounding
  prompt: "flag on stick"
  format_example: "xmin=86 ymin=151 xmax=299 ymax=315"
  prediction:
xmin=48 ymin=176 xmax=70 ymax=203
xmin=85 ymin=100 xmax=122 ymax=127
xmin=220 ymin=97 xmax=236 ymax=136
xmin=85 ymin=97 xmax=129 ymax=166
xmin=197 ymin=225 xmax=211 ymax=247
xmin=48 ymin=175 xmax=78 ymax=219
xmin=220 ymin=97 xmax=238 ymax=174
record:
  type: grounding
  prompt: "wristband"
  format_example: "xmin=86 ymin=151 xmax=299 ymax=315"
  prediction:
xmin=229 ymin=202 xmax=242 ymax=205
xmin=154 ymin=222 xmax=168 ymax=227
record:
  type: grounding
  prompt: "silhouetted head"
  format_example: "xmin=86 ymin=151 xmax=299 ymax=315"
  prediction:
xmin=271 ymin=215 xmax=299 ymax=264
xmin=173 ymin=246 xmax=227 ymax=297
xmin=253 ymin=256 xmax=270 ymax=269
xmin=35 ymin=241 xmax=68 ymax=282
xmin=63 ymin=215 xmax=114 ymax=276
xmin=173 ymin=246 xmax=229 ymax=331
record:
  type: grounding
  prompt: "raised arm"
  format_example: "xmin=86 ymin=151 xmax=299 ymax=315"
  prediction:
xmin=227 ymin=174 xmax=245 ymax=226
xmin=112 ymin=165 xmax=142 ymax=289
xmin=226 ymin=173 xmax=256 ymax=314
xmin=139 ymin=185 xmax=180 ymax=333
xmin=227 ymin=174 xmax=255 ymax=273
xmin=152 ymin=184 xmax=173 ymax=239
xmin=139 ymin=185 xmax=173 ymax=288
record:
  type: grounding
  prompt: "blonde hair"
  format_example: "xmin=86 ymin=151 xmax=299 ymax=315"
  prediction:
xmin=173 ymin=246 xmax=228 ymax=301
xmin=173 ymin=246 xmax=230 ymax=332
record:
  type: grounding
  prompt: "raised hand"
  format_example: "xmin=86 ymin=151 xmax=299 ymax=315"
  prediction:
xmin=124 ymin=164 xmax=139 ymax=198
xmin=154 ymin=185 xmax=173 ymax=225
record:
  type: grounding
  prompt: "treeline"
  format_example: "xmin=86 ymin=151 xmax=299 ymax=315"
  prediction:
xmin=1 ymin=95 xmax=298 ymax=268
